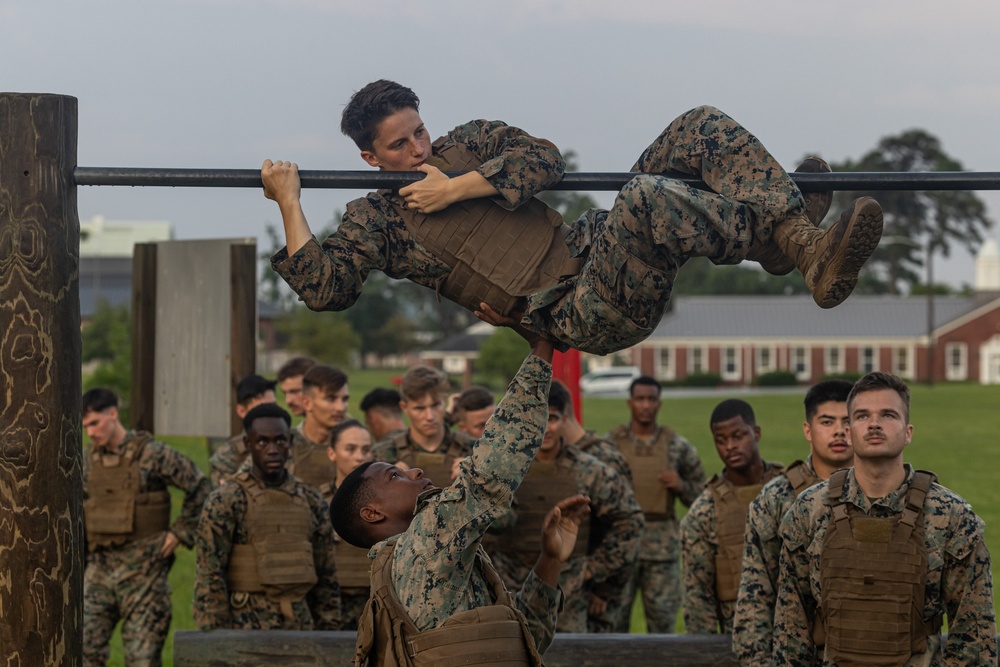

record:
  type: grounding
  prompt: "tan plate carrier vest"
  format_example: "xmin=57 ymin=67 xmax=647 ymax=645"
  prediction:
xmin=392 ymin=431 xmax=473 ymax=490
xmin=383 ymin=136 xmax=582 ymax=317
xmin=355 ymin=538 xmax=543 ymax=667
xmin=710 ymin=464 xmax=784 ymax=602
xmin=84 ymin=432 xmax=171 ymax=551
xmin=617 ymin=426 xmax=677 ymax=520
xmin=225 ymin=473 xmax=318 ymax=619
xmin=784 ymin=459 xmax=820 ymax=498
xmin=501 ymin=458 xmax=589 ymax=562
xmin=814 ymin=469 xmax=941 ymax=667
xmin=289 ymin=436 xmax=339 ymax=491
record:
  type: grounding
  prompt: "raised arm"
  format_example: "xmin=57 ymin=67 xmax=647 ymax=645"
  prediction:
xmin=262 ymin=160 xmax=313 ymax=256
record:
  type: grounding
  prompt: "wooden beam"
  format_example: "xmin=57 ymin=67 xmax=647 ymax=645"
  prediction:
xmin=173 ymin=631 xmax=740 ymax=666
xmin=0 ymin=93 xmax=84 ymax=666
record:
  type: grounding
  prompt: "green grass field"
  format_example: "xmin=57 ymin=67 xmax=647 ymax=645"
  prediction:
xmin=104 ymin=373 xmax=1000 ymax=663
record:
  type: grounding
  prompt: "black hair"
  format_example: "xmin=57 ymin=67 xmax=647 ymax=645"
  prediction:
xmin=360 ymin=387 xmax=403 ymax=415
xmin=710 ymin=398 xmax=756 ymax=427
xmin=329 ymin=419 xmax=367 ymax=449
xmin=236 ymin=374 xmax=277 ymax=406
xmin=82 ymin=387 xmax=118 ymax=415
xmin=277 ymin=356 xmax=316 ymax=382
xmin=330 ymin=461 xmax=378 ymax=548
xmin=803 ymin=379 xmax=853 ymax=420
xmin=547 ymin=380 xmax=573 ymax=414
xmin=243 ymin=403 xmax=292 ymax=434
xmin=629 ymin=375 xmax=661 ymax=397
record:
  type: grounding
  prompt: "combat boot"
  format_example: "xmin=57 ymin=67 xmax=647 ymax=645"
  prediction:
xmin=752 ymin=157 xmax=833 ymax=275
xmin=771 ymin=197 xmax=883 ymax=308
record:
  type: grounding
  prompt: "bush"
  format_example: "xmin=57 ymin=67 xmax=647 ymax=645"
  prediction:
xmin=755 ymin=371 xmax=799 ymax=387
xmin=821 ymin=372 xmax=864 ymax=383
xmin=664 ymin=372 xmax=722 ymax=387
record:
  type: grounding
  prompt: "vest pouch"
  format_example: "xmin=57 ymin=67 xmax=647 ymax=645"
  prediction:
xmin=413 ymin=452 xmax=454 ymax=490
xmin=133 ymin=490 xmax=171 ymax=539
xmin=713 ymin=546 xmax=742 ymax=602
xmin=335 ymin=539 xmax=374 ymax=589
xmin=406 ymin=605 xmax=533 ymax=667
xmin=256 ymin=533 xmax=318 ymax=600
xmin=631 ymin=460 xmax=671 ymax=520
xmin=84 ymin=494 xmax=135 ymax=536
xmin=824 ymin=591 xmax=912 ymax=667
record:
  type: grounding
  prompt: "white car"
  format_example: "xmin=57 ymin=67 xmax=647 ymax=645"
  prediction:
xmin=579 ymin=366 xmax=642 ymax=396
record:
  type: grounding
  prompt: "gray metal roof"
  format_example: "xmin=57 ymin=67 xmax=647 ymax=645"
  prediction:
xmin=649 ymin=294 xmax=1000 ymax=340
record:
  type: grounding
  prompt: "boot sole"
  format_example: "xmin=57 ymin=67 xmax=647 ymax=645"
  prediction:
xmin=813 ymin=197 xmax=884 ymax=308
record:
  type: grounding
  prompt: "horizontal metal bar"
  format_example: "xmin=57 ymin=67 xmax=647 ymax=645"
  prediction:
xmin=72 ymin=167 xmax=1000 ymax=192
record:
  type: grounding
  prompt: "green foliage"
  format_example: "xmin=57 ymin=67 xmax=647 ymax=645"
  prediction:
xmin=82 ymin=300 xmax=132 ymax=414
xmin=476 ymin=328 xmax=530 ymax=386
xmin=276 ymin=306 xmax=360 ymax=367
xmin=828 ymin=129 xmax=993 ymax=294
xmin=754 ymin=370 xmax=799 ymax=387
xmin=820 ymin=371 xmax=864 ymax=383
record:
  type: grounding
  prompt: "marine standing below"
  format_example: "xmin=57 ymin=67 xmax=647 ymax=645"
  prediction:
xmin=773 ymin=372 xmax=996 ymax=666
xmin=193 ymin=403 xmax=341 ymax=631
xmin=209 ymin=373 xmax=278 ymax=486
xmin=681 ymin=399 xmax=783 ymax=634
xmin=732 ymin=379 xmax=853 ymax=665
xmin=289 ymin=363 xmax=349 ymax=489
xmin=81 ymin=388 xmax=210 ymax=667
xmin=608 ymin=375 xmax=706 ymax=633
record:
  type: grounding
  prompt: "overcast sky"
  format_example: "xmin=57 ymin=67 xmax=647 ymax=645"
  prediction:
xmin=5 ymin=0 xmax=999 ymax=288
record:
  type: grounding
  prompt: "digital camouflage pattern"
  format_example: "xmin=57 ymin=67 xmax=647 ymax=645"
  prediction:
xmin=272 ymin=107 xmax=807 ymax=356
xmin=733 ymin=457 xmax=819 ymax=665
xmin=608 ymin=425 xmax=706 ymax=633
xmin=368 ymin=355 xmax=561 ymax=654
xmin=371 ymin=427 xmax=475 ymax=467
xmin=574 ymin=430 xmax=633 ymax=485
xmin=773 ymin=465 xmax=997 ymax=666
xmin=488 ymin=443 xmax=645 ymax=633
xmin=208 ymin=432 xmax=248 ymax=487
xmin=192 ymin=468 xmax=342 ymax=631
xmin=82 ymin=432 xmax=210 ymax=667
xmin=680 ymin=462 xmax=782 ymax=635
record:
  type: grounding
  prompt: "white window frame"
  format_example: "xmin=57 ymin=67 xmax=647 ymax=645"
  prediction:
xmin=756 ymin=345 xmax=776 ymax=374
xmin=860 ymin=345 xmax=879 ymax=373
xmin=721 ymin=345 xmax=741 ymax=382
xmin=689 ymin=345 xmax=708 ymax=375
xmin=824 ymin=345 xmax=845 ymax=374
xmin=657 ymin=346 xmax=676 ymax=381
xmin=791 ymin=346 xmax=811 ymax=381
xmin=945 ymin=342 xmax=968 ymax=381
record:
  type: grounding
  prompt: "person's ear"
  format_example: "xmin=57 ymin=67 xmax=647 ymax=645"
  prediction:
xmin=360 ymin=150 xmax=380 ymax=168
xmin=360 ymin=505 xmax=385 ymax=524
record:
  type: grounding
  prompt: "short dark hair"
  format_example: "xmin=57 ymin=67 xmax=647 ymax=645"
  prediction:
xmin=277 ymin=356 xmax=316 ymax=382
xmin=548 ymin=380 xmax=572 ymax=414
xmin=455 ymin=386 xmax=495 ymax=414
xmin=329 ymin=418 xmax=367 ymax=449
xmin=243 ymin=403 xmax=292 ymax=433
xmin=804 ymin=379 xmax=853 ymax=420
xmin=236 ymin=374 xmax=277 ymax=406
xmin=360 ymin=388 xmax=403 ymax=416
xmin=82 ymin=387 xmax=118 ymax=415
xmin=629 ymin=375 xmax=661 ymax=397
xmin=848 ymin=372 xmax=911 ymax=421
xmin=341 ymin=79 xmax=420 ymax=152
xmin=330 ymin=461 xmax=378 ymax=548
xmin=302 ymin=365 xmax=348 ymax=396
xmin=710 ymin=399 xmax=756 ymax=427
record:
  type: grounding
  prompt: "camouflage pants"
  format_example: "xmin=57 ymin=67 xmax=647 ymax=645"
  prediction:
xmin=618 ymin=557 xmax=682 ymax=634
xmin=83 ymin=537 xmax=173 ymax=667
xmin=544 ymin=105 xmax=805 ymax=355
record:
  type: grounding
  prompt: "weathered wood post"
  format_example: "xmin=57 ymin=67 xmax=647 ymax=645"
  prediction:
xmin=0 ymin=93 xmax=83 ymax=665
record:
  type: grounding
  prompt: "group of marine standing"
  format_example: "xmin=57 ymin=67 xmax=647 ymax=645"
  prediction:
xmin=79 ymin=75 xmax=997 ymax=666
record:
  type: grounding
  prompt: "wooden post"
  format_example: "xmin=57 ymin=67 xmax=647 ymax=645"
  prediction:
xmin=0 ymin=93 xmax=83 ymax=665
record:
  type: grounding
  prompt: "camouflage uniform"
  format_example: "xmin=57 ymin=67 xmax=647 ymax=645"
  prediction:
xmin=773 ymin=465 xmax=997 ymax=667
xmin=733 ymin=457 xmax=819 ymax=665
xmin=193 ymin=467 xmax=341 ymax=630
xmin=372 ymin=427 xmax=475 ymax=488
xmin=288 ymin=424 xmax=338 ymax=490
xmin=488 ymin=442 xmax=645 ymax=633
xmin=364 ymin=355 xmax=561 ymax=654
xmin=680 ymin=462 xmax=782 ymax=635
xmin=209 ymin=432 xmax=249 ymax=486
xmin=83 ymin=431 xmax=210 ymax=667
xmin=272 ymin=107 xmax=807 ymax=356
xmin=608 ymin=424 xmax=706 ymax=633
